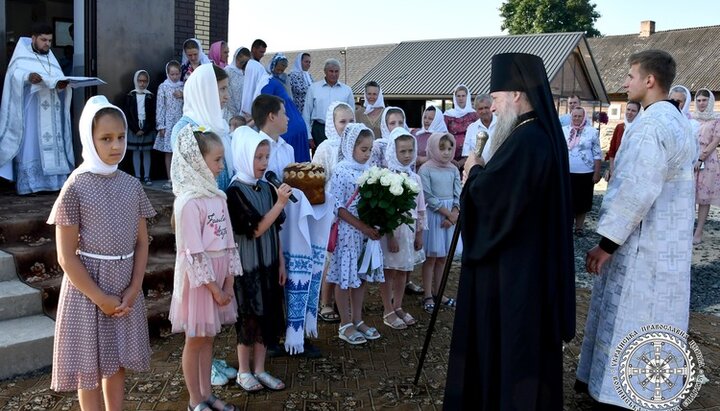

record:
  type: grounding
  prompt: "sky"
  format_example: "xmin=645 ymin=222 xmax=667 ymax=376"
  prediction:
xmin=228 ymin=0 xmax=720 ymax=53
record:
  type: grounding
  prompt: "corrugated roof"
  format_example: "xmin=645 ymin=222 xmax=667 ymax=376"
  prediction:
xmin=263 ymin=44 xmax=398 ymax=90
xmin=588 ymin=25 xmax=720 ymax=94
xmin=350 ymin=32 xmax=605 ymax=100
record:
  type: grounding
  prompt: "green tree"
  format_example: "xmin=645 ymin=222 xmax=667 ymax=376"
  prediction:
xmin=500 ymin=0 xmax=602 ymax=37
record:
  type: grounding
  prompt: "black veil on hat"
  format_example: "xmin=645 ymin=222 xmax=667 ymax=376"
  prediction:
xmin=490 ymin=52 xmax=576 ymax=343
xmin=490 ymin=52 xmax=563 ymax=140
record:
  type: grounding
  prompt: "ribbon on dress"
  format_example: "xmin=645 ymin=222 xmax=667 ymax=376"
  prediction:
xmin=358 ymin=238 xmax=383 ymax=278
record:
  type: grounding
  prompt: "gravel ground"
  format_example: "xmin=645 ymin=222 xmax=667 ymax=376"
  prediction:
xmin=575 ymin=191 xmax=720 ymax=317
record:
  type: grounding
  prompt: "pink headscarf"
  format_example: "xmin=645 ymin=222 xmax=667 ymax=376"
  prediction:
xmin=420 ymin=132 xmax=456 ymax=171
xmin=208 ymin=41 xmax=227 ymax=68
xmin=566 ymin=107 xmax=586 ymax=150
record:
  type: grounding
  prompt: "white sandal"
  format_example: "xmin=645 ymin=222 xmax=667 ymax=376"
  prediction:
xmin=338 ymin=323 xmax=367 ymax=345
xmin=354 ymin=320 xmax=381 ymax=340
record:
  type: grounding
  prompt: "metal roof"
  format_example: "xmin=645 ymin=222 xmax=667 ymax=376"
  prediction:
xmin=350 ymin=32 xmax=608 ymax=103
xmin=588 ymin=25 xmax=720 ymax=95
xmin=263 ymin=44 xmax=398 ymax=90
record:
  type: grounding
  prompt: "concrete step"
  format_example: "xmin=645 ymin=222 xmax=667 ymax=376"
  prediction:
xmin=0 ymin=314 xmax=54 ymax=380
xmin=0 ymin=251 xmax=16 ymax=282
xmin=0 ymin=280 xmax=42 ymax=321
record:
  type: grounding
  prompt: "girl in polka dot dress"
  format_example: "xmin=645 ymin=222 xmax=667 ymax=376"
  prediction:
xmin=48 ymin=96 xmax=155 ymax=409
xmin=169 ymin=125 xmax=242 ymax=410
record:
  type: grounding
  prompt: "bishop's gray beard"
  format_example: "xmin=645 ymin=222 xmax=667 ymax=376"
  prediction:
xmin=488 ymin=105 xmax=519 ymax=158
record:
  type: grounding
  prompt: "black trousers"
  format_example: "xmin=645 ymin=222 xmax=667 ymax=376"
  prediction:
xmin=311 ymin=120 xmax=327 ymax=147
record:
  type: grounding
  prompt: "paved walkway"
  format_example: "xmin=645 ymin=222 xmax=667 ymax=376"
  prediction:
xmin=1 ymin=278 xmax=719 ymax=410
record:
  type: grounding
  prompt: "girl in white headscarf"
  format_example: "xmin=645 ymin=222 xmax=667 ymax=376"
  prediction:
xmin=691 ymin=88 xmax=720 ymax=244
xmin=413 ymin=105 xmax=448 ymax=168
xmin=312 ymin=101 xmax=355 ymax=323
xmin=169 ymin=125 xmax=241 ymax=410
xmin=226 ymin=126 xmax=293 ymax=392
xmin=326 ymin=123 xmax=382 ymax=345
xmin=171 ymin=63 xmax=233 ymax=190
xmin=124 ymin=70 xmax=156 ymax=185
xmin=370 ymin=106 xmax=409 ymax=167
xmin=312 ymin=101 xmax=355 ymax=189
xmin=49 ymin=96 xmax=156 ymax=407
xmin=288 ymin=52 xmax=313 ymax=112
xmin=443 ymin=84 xmax=479 ymax=160
xmin=379 ymin=128 xmax=426 ymax=330
xmin=155 ymin=60 xmax=184 ymax=189
xmin=181 ymin=38 xmax=212 ymax=82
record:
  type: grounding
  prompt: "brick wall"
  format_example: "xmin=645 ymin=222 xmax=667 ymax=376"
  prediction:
xmin=175 ymin=0 xmax=228 ymax=59
xmin=210 ymin=0 xmax=229 ymax=44
xmin=174 ymin=0 xmax=195 ymax=57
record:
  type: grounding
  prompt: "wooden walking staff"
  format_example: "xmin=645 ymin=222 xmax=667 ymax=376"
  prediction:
xmin=414 ymin=131 xmax=489 ymax=386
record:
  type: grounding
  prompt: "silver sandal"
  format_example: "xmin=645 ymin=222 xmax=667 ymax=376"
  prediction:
xmin=254 ymin=371 xmax=285 ymax=390
xmin=338 ymin=323 xmax=367 ymax=345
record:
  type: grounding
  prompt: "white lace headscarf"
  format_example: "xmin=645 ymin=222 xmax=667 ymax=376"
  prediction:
xmin=291 ymin=53 xmax=313 ymax=86
xmin=325 ymin=101 xmax=355 ymax=144
xmin=380 ymin=106 xmax=409 ymax=140
xmin=445 ymin=84 xmax=475 ymax=118
xmin=416 ymin=105 xmax=448 ymax=134
xmin=170 ymin=124 xmax=227 ymax=302
xmin=72 ymin=95 xmax=127 ymax=177
xmin=231 ymin=125 xmax=267 ymax=185
xmin=385 ymin=127 xmax=417 ymax=174
xmin=339 ymin=123 xmax=373 ymax=171
xmin=181 ymin=38 xmax=211 ymax=66
xmin=669 ymin=85 xmax=693 ymax=119
xmin=693 ymin=88 xmax=717 ymax=121
xmin=363 ymin=83 xmax=386 ymax=114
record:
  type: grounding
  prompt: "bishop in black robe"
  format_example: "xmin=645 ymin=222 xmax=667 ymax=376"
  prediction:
xmin=443 ymin=53 xmax=576 ymax=410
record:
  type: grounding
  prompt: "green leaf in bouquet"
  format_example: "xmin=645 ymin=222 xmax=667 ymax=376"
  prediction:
xmin=370 ymin=198 xmax=378 ymax=208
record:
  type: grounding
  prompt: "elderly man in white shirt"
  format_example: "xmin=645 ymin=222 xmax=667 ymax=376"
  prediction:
xmin=460 ymin=94 xmax=496 ymax=167
xmin=302 ymin=58 xmax=355 ymax=149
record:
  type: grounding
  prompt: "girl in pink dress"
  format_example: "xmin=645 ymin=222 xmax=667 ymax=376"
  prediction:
xmin=169 ymin=124 xmax=242 ymax=411
xmin=49 ymin=96 xmax=155 ymax=410
xmin=691 ymin=88 xmax=720 ymax=244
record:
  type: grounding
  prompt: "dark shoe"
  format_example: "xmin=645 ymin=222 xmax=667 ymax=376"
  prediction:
xmin=574 ymin=379 xmax=589 ymax=395
xmin=265 ymin=343 xmax=287 ymax=358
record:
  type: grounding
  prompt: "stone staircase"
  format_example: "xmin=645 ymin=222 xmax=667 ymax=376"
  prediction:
xmin=0 ymin=186 xmax=177 ymax=380
xmin=0 ymin=250 xmax=55 ymax=380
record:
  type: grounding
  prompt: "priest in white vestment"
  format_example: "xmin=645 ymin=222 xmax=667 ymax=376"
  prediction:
xmin=0 ymin=25 xmax=73 ymax=194
xmin=578 ymin=50 xmax=696 ymax=409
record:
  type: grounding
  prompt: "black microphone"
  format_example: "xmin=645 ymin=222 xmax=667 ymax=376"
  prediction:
xmin=264 ymin=171 xmax=298 ymax=203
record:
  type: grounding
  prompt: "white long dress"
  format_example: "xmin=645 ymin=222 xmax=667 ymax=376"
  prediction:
xmin=576 ymin=100 xmax=696 ymax=408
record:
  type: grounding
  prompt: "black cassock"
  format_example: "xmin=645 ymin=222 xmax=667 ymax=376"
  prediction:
xmin=444 ymin=111 xmax=575 ymax=410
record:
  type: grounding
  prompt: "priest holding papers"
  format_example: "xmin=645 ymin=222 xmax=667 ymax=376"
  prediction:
xmin=0 ymin=23 xmax=90 ymax=194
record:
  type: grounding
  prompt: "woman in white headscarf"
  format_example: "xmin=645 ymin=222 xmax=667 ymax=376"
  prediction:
xmin=170 ymin=64 xmax=233 ymax=190
xmin=443 ymin=84 xmax=478 ymax=161
xmin=691 ymin=88 xmax=720 ymax=244
xmin=240 ymin=59 xmax=271 ymax=118
xmin=288 ymin=53 xmax=313 ymax=113
xmin=355 ymin=81 xmax=385 ymax=139
xmin=413 ymin=105 xmax=448 ymax=168
xmin=605 ymin=100 xmax=641 ymax=181
xmin=181 ymin=38 xmax=212 ymax=82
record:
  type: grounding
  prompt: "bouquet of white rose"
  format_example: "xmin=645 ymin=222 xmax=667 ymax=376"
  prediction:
xmin=355 ymin=166 xmax=421 ymax=276
xmin=357 ymin=166 xmax=421 ymax=234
